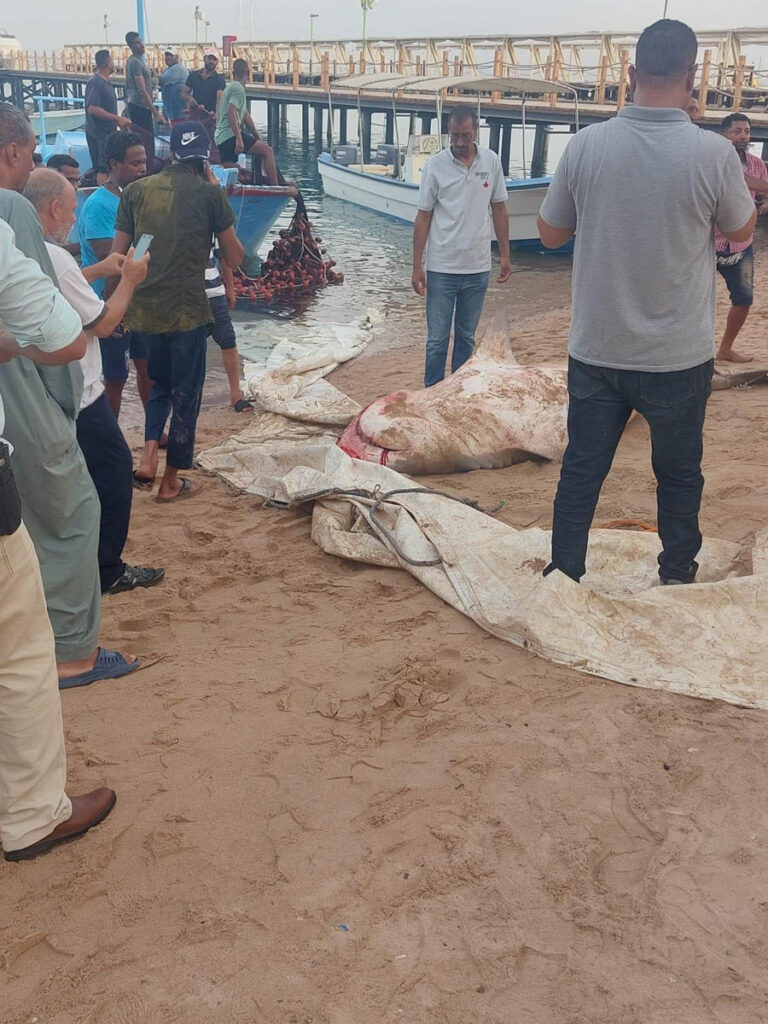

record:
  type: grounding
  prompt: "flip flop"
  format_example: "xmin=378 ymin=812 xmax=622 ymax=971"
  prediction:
xmin=155 ymin=477 xmax=202 ymax=504
xmin=233 ymin=398 xmax=253 ymax=412
xmin=58 ymin=648 xmax=140 ymax=690
xmin=133 ymin=470 xmax=155 ymax=491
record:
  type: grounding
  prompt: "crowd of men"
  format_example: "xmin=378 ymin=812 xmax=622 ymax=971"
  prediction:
xmin=1 ymin=18 xmax=766 ymax=862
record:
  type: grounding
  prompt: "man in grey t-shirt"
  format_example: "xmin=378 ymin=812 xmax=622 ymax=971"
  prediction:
xmin=537 ymin=19 xmax=755 ymax=586
xmin=124 ymin=31 xmax=167 ymax=165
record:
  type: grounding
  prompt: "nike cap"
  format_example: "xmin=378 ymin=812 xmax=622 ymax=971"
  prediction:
xmin=170 ymin=120 xmax=211 ymax=161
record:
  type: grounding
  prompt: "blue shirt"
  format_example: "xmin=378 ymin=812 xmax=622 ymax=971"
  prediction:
xmin=79 ymin=186 xmax=120 ymax=297
xmin=160 ymin=62 xmax=189 ymax=122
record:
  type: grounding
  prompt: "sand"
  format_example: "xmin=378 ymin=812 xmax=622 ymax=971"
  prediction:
xmin=5 ymin=244 xmax=768 ymax=1024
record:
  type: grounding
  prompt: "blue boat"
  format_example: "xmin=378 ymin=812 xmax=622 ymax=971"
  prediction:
xmin=58 ymin=132 xmax=295 ymax=267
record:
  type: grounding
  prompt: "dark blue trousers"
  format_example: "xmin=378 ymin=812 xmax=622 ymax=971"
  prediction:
xmin=76 ymin=392 xmax=133 ymax=591
xmin=551 ymin=356 xmax=713 ymax=584
xmin=142 ymin=326 xmax=208 ymax=470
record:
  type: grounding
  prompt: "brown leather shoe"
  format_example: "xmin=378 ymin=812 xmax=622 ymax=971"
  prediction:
xmin=3 ymin=788 xmax=117 ymax=862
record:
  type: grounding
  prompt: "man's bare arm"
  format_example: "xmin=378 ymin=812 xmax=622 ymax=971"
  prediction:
xmin=112 ymin=230 xmax=133 ymax=256
xmin=88 ymin=104 xmax=131 ymax=129
xmin=537 ymin=214 xmax=575 ymax=250
xmin=411 ymin=209 xmax=433 ymax=296
xmin=217 ymin=226 xmax=244 ymax=269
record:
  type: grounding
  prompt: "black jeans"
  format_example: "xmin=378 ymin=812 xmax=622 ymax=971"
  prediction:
xmin=76 ymin=392 xmax=133 ymax=590
xmin=550 ymin=356 xmax=713 ymax=584
xmin=125 ymin=103 xmax=156 ymax=166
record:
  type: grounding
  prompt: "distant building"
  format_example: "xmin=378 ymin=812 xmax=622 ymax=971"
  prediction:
xmin=0 ymin=29 xmax=22 ymax=69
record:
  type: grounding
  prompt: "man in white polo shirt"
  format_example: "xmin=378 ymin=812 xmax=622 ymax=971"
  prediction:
xmin=412 ymin=108 xmax=511 ymax=387
xmin=537 ymin=19 xmax=755 ymax=586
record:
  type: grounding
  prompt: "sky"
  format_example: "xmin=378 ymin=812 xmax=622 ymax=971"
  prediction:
xmin=4 ymin=1 xmax=768 ymax=52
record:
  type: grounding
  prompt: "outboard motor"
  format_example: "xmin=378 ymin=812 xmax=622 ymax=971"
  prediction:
xmin=333 ymin=145 xmax=362 ymax=166
xmin=375 ymin=143 xmax=401 ymax=173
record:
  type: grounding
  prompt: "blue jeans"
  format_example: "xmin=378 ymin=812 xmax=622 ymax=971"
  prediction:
xmin=424 ymin=271 xmax=490 ymax=387
xmin=143 ymin=326 xmax=208 ymax=470
xmin=550 ymin=357 xmax=713 ymax=584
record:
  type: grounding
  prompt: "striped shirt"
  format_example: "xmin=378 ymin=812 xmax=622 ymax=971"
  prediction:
xmin=714 ymin=150 xmax=767 ymax=254
xmin=204 ymin=243 xmax=225 ymax=298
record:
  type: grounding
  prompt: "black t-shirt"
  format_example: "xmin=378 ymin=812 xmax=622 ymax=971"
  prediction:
xmin=85 ymin=74 xmax=118 ymax=137
xmin=186 ymin=70 xmax=227 ymax=114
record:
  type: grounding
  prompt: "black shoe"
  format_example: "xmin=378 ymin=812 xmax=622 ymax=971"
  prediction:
xmin=659 ymin=560 xmax=698 ymax=586
xmin=103 ymin=565 xmax=165 ymax=595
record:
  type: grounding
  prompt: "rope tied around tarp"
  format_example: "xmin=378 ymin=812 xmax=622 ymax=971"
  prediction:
xmin=262 ymin=485 xmax=486 ymax=567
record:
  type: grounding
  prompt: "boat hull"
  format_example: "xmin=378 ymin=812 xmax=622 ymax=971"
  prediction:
xmin=317 ymin=152 xmax=556 ymax=249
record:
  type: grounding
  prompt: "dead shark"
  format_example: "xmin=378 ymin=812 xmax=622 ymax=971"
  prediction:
xmin=338 ymin=314 xmax=569 ymax=475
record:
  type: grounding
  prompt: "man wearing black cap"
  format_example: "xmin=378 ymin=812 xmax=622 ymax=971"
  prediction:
xmin=112 ymin=122 xmax=244 ymax=503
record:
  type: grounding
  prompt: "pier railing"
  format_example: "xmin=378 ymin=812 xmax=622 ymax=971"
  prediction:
xmin=6 ymin=30 xmax=768 ymax=115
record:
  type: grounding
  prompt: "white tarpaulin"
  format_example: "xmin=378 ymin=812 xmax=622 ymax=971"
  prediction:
xmin=199 ymin=330 xmax=768 ymax=709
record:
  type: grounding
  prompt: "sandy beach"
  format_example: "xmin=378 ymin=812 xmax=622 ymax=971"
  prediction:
xmin=5 ymin=242 xmax=768 ymax=1024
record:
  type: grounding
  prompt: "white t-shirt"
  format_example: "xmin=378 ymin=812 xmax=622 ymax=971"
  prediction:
xmin=417 ymin=145 xmax=507 ymax=274
xmin=46 ymin=243 xmax=107 ymax=410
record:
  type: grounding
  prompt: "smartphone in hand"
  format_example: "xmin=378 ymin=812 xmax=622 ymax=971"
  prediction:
xmin=133 ymin=233 xmax=154 ymax=260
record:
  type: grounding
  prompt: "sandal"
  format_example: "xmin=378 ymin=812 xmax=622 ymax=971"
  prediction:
xmin=233 ymin=398 xmax=253 ymax=412
xmin=133 ymin=470 xmax=155 ymax=491
xmin=155 ymin=477 xmax=202 ymax=504
xmin=59 ymin=648 xmax=139 ymax=690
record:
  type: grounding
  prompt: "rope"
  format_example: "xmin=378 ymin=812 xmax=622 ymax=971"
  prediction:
xmin=597 ymin=519 xmax=658 ymax=533
xmin=264 ymin=485 xmax=484 ymax=567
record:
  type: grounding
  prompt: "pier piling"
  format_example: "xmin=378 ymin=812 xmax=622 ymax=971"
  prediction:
xmin=531 ymin=124 xmax=550 ymax=178
xmin=313 ymin=104 xmax=323 ymax=147
xmin=361 ymin=109 xmax=372 ymax=162
xmin=339 ymin=107 xmax=348 ymax=145
xmin=500 ymin=123 xmax=512 ymax=175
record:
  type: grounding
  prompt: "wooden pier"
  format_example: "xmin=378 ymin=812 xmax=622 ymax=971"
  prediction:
xmin=3 ymin=29 xmax=768 ymax=165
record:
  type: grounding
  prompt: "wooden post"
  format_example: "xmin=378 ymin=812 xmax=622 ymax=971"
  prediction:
xmin=454 ymin=56 xmax=461 ymax=76
xmin=549 ymin=57 xmax=561 ymax=108
xmin=321 ymin=52 xmax=330 ymax=93
xmin=442 ymin=49 xmax=449 ymax=76
xmin=596 ymin=55 xmax=608 ymax=105
xmin=733 ymin=54 xmax=746 ymax=113
xmin=617 ymin=49 xmax=630 ymax=110
xmin=380 ymin=53 xmax=386 ymax=73
xmin=293 ymin=47 xmax=300 ymax=89
xmin=698 ymin=49 xmax=711 ymax=116
xmin=492 ymin=48 xmax=502 ymax=102
xmin=488 ymin=121 xmax=501 ymax=153
xmin=360 ymin=108 xmax=372 ymax=162
xmin=301 ymin=103 xmax=309 ymax=142
xmin=385 ymin=110 xmax=394 ymax=145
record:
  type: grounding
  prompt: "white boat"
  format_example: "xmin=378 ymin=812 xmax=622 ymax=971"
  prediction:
xmin=318 ymin=149 xmax=552 ymax=250
xmin=30 ymin=108 xmax=87 ymax=136
xmin=318 ymin=72 xmax=578 ymax=251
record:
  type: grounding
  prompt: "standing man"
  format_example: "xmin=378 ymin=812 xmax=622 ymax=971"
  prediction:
xmin=113 ymin=121 xmax=243 ymax=502
xmin=214 ymin=58 xmax=278 ymax=184
xmin=79 ymin=130 xmax=151 ymax=415
xmin=0 ymin=103 xmax=138 ymax=688
xmin=182 ymin=49 xmax=226 ymax=120
xmin=714 ymin=113 xmax=768 ymax=363
xmin=159 ymin=49 xmax=189 ymax=124
xmin=25 ymin=169 xmax=165 ymax=596
xmin=412 ymin=108 xmax=511 ymax=388
xmin=537 ymin=19 xmax=756 ymax=587
xmin=0 ymin=220 xmax=116 ymax=862
xmin=124 ymin=31 xmax=167 ymax=165
xmin=84 ymin=49 xmax=131 ymax=180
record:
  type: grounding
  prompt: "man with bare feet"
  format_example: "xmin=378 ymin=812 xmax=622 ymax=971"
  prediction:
xmin=715 ymin=113 xmax=768 ymax=363
xmin=113 ymin=121 xmax=243 ymax=502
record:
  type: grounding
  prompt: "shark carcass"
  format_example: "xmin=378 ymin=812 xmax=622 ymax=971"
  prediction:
xmin=338 ymin=315 xmax=569 ymax=475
